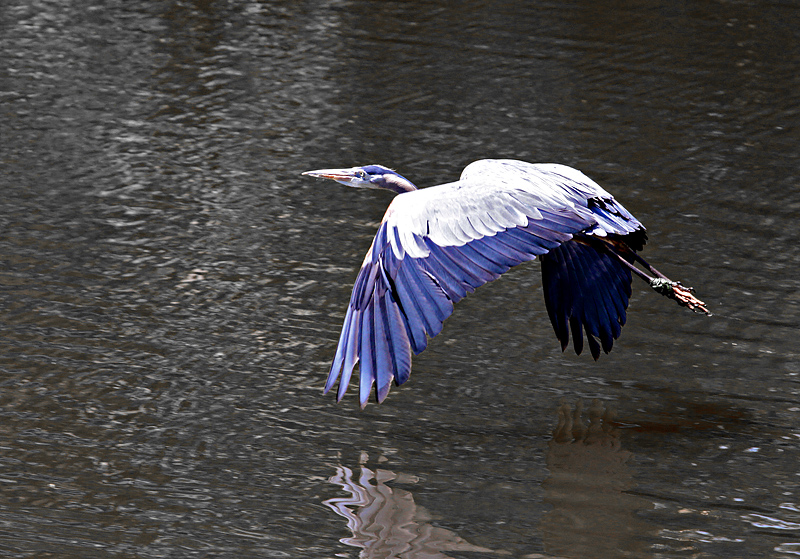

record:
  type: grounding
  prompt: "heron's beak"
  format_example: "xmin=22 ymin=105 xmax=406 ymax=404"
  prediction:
xmin=301 ymin=168 xmax=359 ymax=181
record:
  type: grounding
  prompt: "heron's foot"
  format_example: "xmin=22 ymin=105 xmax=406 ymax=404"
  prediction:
xmin=650 ymin=278 xmax=710 ymax=315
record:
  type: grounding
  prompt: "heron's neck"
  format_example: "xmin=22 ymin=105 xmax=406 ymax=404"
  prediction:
xmin=383 ymin=174 xmax=417 ymax=194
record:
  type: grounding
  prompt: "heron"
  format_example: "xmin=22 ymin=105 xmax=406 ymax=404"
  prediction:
xmin=303 ymin=159 xmax=708 ymax=407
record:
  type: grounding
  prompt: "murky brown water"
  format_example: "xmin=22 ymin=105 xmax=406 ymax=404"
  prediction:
xmin=2 ymin=1 xmax=799 ymax=558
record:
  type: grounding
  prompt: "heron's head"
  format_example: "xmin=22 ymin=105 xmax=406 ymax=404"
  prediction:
xmin=302 ymin=164 xmax=417 ymax=194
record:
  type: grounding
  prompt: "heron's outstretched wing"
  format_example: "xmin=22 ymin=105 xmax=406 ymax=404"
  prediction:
xmin=327 ymin=162 xmax=644 ymax=406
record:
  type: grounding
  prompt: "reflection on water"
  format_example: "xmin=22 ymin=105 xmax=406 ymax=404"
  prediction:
xmin=542 ymin=400 xmax=654 ymax=558
xmin=323 ymin=403 xmax=658 ymax=559
xmin=324 ymin=451 xmax=496 ymax=559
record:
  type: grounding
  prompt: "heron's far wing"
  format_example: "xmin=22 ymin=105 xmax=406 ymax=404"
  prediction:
xmin=326 ymin=180 xmax=598 ymax=407
xmin=540 ymin=238 xmax=633 ymax=360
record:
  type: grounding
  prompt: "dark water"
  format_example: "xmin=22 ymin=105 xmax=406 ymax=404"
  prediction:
xmin=2 ymin=1 xmax=799 ymax=557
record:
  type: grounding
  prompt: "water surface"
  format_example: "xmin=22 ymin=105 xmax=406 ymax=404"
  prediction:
xmin=1 ymin=1 xmax=799 ymax=558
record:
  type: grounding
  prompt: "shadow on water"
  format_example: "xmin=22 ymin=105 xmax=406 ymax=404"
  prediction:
xmin=541 ymin=400 xmax=654 ymax=558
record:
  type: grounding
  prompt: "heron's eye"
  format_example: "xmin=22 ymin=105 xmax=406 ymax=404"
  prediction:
xmin=356 ymin=170 xmax=367 ymax=179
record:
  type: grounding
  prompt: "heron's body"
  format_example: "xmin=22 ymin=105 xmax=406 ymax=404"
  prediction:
xmin=377 ymin=161 xmax=642 ymax=259
xmin=303 ymin=159 xmax=707 ymax=407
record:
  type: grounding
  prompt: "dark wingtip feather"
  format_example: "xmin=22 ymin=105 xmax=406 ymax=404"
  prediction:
xmin=587 ymin=333 xmax=601 ymax=360
xmin=600 ymin=328 xmax=614 ymax=354
xmin=570 ymin=317 xmax=584 ymax=355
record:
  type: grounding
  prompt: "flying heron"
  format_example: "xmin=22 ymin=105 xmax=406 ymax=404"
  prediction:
xmin=303 ymin=159 xmax=708 ymax=407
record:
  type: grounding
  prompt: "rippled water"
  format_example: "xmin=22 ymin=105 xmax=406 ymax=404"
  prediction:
xmin=2 ymin=1 xmax=799 ymax=558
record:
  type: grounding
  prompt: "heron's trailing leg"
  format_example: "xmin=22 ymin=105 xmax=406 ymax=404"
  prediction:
xmin=595 ymin=238 xmax=710 ymax=315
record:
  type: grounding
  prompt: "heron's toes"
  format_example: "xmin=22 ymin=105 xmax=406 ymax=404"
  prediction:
xmin=672 ymin=282 xmax=710 ymax=315
xmin=650 ymin=278 xmax=710 ymax=315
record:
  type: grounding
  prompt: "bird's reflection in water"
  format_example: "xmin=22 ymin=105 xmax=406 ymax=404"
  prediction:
xmin=324 ymin=451 xmax=496 ymax=559
xmin=542 ymin=400 xmax=655 ymax=558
